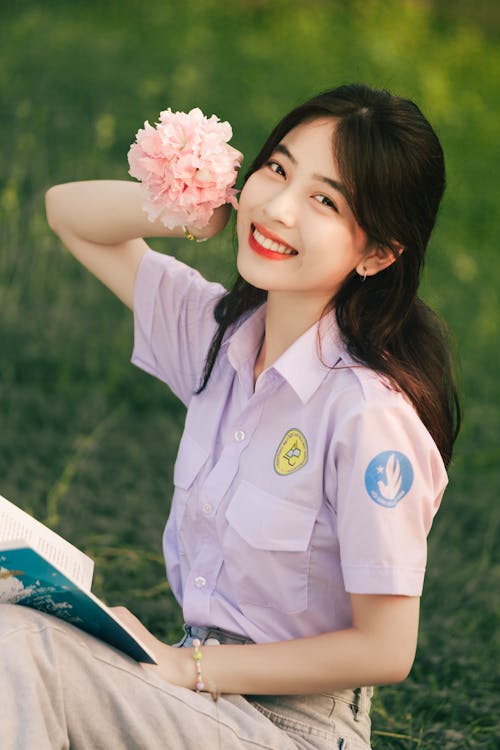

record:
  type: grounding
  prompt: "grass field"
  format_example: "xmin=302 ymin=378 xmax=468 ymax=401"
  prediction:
xmin=0 ymin=1 xmax=498 ymax=747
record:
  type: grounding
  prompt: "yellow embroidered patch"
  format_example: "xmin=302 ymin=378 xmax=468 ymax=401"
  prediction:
xmin=274 ymin=429 xmax=308 ymax=475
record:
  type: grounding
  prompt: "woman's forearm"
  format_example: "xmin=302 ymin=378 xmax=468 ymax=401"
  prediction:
xmin=46 ymin=180 xmax=184 ymax=245
xmin=180 ymin=602 xmax=417 ymax=695
xmin=145 ymin=594 xmax=420 ymax=696
xmin=187 ymin=626 xmax=410 ymax=696
xmin=45 ymin=180 xmax=232 ymax=308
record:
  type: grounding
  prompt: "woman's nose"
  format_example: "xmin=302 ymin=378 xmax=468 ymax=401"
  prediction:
xmin=263 ymin=186 xmax=296 ymax=226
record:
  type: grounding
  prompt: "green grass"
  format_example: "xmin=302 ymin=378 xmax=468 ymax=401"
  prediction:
xmin=0 ymin=1 xmax=498 ymax=747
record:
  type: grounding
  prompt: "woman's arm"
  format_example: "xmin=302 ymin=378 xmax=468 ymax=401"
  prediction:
xmin=116 ymin=593 xmax=420 ymax=694
xmin=45 ymin=180 xmax=231 ymax=309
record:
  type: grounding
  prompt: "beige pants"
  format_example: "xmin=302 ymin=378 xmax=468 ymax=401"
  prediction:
xmin=0 ymin=604 xmax=372 ymax=749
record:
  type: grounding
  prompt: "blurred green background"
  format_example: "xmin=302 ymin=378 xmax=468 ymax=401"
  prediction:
xmin=0 ymin=1 xmax=498 ymax=747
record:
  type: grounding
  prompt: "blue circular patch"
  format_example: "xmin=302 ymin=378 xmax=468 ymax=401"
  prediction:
xmin=364 ymin=451 xmax=414 ymax=508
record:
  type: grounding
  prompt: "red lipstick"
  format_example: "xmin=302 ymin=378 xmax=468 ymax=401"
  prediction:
xmin=248 ymin=223 xmax=297 ymax=260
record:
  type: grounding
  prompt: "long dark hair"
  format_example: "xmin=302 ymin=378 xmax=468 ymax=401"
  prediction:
xmin=197 ymin=84 xmax=461 ymax=466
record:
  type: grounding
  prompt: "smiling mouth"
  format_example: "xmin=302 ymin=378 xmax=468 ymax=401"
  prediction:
xmin=249 ymin=224 xmax=298 ymax=259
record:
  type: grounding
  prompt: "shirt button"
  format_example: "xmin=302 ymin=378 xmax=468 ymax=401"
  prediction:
xmin=194 ymin=576 xmax=206 ymax=588
xmin=234 ymin=430 xmax=246 ymax=442
xmin=202 ymin=502 xmax=213 ymax=515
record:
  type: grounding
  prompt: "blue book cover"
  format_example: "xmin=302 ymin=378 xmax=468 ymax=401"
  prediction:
xmin=0 ymin=542 xmax=156 ymax=664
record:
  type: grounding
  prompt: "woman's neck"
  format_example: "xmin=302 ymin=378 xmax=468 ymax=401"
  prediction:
xmin=253 ymin=291 xmax=330 ymax=384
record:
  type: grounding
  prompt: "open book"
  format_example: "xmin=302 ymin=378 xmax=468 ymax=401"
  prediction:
xmin=0 ymin=494 xmax=156 ymax=663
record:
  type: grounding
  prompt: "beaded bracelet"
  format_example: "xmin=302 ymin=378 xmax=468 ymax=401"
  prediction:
xmin=192 ymin=639 xmax=219 ymax=701
xmin=182 ymin=225 xmax=208 ymax=243
xmin=192 ymin=638 xmax=205 ymax=691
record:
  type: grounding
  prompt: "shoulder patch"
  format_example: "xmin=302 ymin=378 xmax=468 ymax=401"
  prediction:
xmin=364 ymin=451 xmax=414 ymax=508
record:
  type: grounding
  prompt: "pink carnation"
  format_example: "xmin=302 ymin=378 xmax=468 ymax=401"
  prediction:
xmin=128 ymin=107 xmax=243 ymax=230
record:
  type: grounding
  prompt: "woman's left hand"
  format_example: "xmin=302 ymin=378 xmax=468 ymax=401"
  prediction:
xmin=110 ymin=606 xmax=191 ymax=688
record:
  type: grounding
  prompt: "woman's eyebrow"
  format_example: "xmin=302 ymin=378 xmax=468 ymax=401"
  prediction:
xmin=274 ymin=143 xmax=297 ymax=164
xmin=273 ymin=143 xmax=348 ymax=200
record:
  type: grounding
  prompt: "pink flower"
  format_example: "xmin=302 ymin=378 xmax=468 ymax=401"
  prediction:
xmin=128 ymin=107 xmax=243 ymax=230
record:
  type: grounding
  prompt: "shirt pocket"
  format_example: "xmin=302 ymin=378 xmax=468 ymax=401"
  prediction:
xmin=172 ymin=432 xmax=208 ymax=530
xmin=223 ymin=480 xmax=317 ymax=614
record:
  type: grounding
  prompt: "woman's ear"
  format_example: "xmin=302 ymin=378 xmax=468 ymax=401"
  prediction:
xmin=356 ymin=242 xmax=404 ymax=279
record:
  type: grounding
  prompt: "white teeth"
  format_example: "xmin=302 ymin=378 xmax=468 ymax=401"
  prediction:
xmin=253 ymin=227 xmax=295 ymax=255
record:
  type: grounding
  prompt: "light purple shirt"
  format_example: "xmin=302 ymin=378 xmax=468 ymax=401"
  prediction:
xmin=132 ymin=249 xmax=448 ymax=643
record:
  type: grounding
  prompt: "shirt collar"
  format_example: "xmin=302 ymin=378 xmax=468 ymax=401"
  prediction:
xmin=223 ymin=304 xmax=266 ymax=374
xmin=272 ymin=315 xmax=345 ymax=404
xmin=223 ymin=305 xmax=348 ymax=404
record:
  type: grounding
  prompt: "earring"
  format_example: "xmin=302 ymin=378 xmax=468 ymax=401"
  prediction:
xmin=358 ymin=266 xmax=367 ymax=282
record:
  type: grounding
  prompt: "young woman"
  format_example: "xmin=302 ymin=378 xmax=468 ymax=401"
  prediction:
xmin=2 ymin=84 xmax=460 ymax=750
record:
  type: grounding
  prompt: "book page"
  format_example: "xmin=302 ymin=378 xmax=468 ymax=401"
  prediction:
xmin=0 ymin=494 xmax=94 ymax=589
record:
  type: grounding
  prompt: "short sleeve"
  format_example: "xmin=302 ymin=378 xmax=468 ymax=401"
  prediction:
xmin=131 ymin=248 xmax=225 ymax=405
xmin=331 ymin=394 xmax=448 ymax=596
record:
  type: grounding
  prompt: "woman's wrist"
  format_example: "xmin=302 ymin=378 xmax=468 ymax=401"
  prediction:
xmin=183 ymin=203 xmax=232 ymax=243
xmin=153 ymin=641 xmax=202 ymax=691
xmin=166 ymin=643 xmax=219 ymax=699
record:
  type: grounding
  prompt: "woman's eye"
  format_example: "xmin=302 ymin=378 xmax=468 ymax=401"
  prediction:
xmin=267 ymin=160 xmax=286 ymax=177
xmin=314 ymin=194 xmax=338 ymax=212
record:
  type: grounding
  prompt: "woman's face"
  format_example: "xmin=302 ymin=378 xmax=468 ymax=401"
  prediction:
xmin=236 ymin=118 xmax=370 ymax=306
